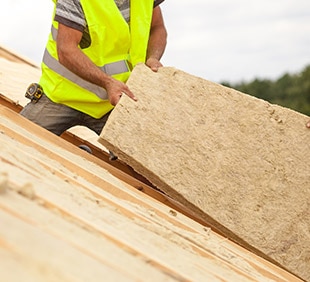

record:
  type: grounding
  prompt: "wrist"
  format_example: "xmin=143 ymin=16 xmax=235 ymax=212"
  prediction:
xmin=100 ymin=74 xmax=114 ymax=90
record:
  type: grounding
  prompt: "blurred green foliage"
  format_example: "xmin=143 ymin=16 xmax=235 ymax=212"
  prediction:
xmin=222 ymin=65 xmax=310 ymax=116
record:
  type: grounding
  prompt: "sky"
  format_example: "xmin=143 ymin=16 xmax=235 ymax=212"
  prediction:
xmin=1 ymin=0 xmax=310 ymax=83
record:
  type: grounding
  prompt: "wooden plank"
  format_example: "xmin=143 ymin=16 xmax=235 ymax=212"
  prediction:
xmin=0 ymin=209 xmax=136 ymax=282
xmin=0 ymin=58 xmax=40 ymax=107
xmin=0 ymin=94 xmax=23 ymax=112
xmin=0 ymin=247 xmax=46 ymax=282
xmin=0 ymin=160 xmax=289 ymax=282
xmin=0 ymin=46 xmax=39 ymax=68
xmin=1 ymin=163 xmax=244 ymax=281
xmin=0 ymin=191 xmax=181 ymax=282
xmin=0 ymin=114 xmax=302 ymax=281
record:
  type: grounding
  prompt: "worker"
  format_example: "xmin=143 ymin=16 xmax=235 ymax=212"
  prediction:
xmin=21 ymin=0 xmax=167 ymax=138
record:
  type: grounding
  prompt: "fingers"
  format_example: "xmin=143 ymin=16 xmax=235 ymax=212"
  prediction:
xmin=146 ymin=58 xmax=163 ymax=72
xmin=150 ymin=65 xmax=161 ymax=72
xmin=108 ymin=87 xmax=137 ymax=106
xmin=306 ymin=121 xmax=310 ymax=128
xmin=122 ymin=90 xmax=138 ymax=102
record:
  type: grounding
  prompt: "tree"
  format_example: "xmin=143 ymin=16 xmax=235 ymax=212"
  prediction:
xmin=223 ymin=65 xmax=310 ymax=116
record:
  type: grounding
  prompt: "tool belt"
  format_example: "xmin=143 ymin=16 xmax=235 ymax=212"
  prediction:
xmin=25 ymin=83 xmax=44 ymax=103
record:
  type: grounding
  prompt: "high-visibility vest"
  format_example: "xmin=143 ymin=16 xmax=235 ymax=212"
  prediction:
xmin=40 ymin=0 xmax=154 ymax=118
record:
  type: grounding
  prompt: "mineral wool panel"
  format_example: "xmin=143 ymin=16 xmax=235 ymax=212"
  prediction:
xmin=99 ymin=64 xmax=310 ymax=281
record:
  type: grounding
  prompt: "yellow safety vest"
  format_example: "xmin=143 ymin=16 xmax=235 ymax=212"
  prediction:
xmin=40 ymin=0 xmax=154 ymax=118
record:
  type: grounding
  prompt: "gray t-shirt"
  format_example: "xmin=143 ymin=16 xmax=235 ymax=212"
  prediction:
xmin=54 ymin=0 xmax=164 ymax=48
xmin=55 ymin=0 xmax=164 ymax=31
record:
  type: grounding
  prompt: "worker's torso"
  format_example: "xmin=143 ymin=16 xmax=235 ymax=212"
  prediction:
xmin=40 ymin=0 xmax=153 ymax=118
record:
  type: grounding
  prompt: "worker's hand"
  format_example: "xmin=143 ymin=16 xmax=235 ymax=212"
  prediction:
xmin=306 ymin=120 xmax=310 ymax=128
xmin=146 ymin=57 xmax=163 ymax=72
xmin=104 ymin=77 xmax=137 ymax=106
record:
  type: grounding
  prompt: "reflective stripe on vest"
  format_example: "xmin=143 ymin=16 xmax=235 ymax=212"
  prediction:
xmin=45 ymin=26 xmax=131 ymax=100
xmin=43 ymin=48 xmax=131 ymax=100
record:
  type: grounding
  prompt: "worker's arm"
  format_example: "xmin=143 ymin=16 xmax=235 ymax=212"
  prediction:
xmin=146 ymin=6 xmax=167 ymax=72
xmin=56 ymin=24 xmax=136 ymax=106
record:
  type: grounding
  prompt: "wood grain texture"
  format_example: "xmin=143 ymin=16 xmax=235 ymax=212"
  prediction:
xmin=0 ymin=104 xmax=301 ymax=282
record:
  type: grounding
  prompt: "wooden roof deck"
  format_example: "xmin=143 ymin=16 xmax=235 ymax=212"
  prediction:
xmin=0 ymin=49 xmax=303 ymax=281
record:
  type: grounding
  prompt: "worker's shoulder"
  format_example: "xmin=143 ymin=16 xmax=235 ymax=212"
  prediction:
xmin=56 ymin=0 xmax=83 ymax=16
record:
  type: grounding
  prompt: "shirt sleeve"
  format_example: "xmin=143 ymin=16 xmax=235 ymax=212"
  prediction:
xmin=54 ymin=0 xmax=86 ymax=32
xmin=54 ymin=0 xmax=164 ymax=32
xmin=154 ymin=0 xmax=165 ymax=7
